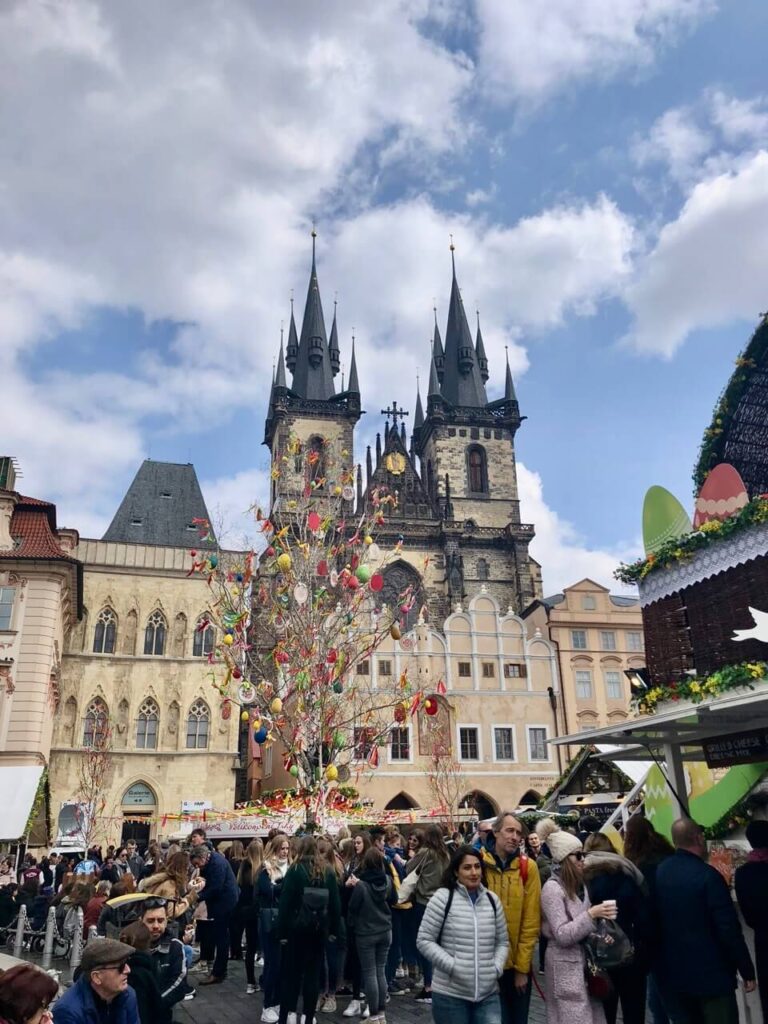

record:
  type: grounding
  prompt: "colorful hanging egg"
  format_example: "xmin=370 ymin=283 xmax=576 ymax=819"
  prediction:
xmin=424 ymin=696 xmax=439 ymax=716
xmin=289 ymin=765 xmax=299 ymax=778
xmin=333 ymin=681 xmax=343 ymax=694
xmin=342 ymin=485 xmax=355 ymax=501
xmin=308 ymin=511 xmax=321 ymax=531
xmin=253 ymin=726 xmax=268 ymax=744
xmin=326 ymin=764 xmax=339 ymax=781
xmin=270 ymin=697 xmax=283 ymax=714
xmin=316 ymin=559 xmax=329 ymax=577
xmin=277 ymin=553 xmax=292 ymax=572
xmin=240 ymin=710 xmax=250 ymax=722
xmin=390 ymin=623 xmax=401 ymax=640
xmin=355 ymin=565 xmax=371 ymax=583
xmin=370 ymin=573 xmax=384 ymax=592
xmin=693 ymin=463 xmax=749 ymax=529
xmin=294 ymin=583 xmax=309 ymax=605
xmin=642 ymin=486 xmax=692 ymax=556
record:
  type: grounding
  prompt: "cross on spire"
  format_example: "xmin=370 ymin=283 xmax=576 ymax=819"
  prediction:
xmin=381 ymin=399 xmax=409 ymax=427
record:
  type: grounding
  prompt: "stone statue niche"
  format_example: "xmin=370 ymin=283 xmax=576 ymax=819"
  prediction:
xmin=123 ymin=610 xmax=138 ymax=656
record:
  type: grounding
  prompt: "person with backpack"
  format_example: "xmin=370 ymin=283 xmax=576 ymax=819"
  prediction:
xmin=347 ymin=848 xmax=393 ymax=1023
xmin=417 ymin=845 xmax=508 ymax=1024
xmin=277 ymin=835 xmax=341 ymax=1024
xmin=537 ymin=820 xmax=619 ymax=1024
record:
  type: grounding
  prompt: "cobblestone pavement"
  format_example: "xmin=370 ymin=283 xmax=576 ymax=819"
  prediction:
xmin=176 ymin=962 xmax=548 ymax=1024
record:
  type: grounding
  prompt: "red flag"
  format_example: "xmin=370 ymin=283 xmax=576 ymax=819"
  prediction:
xmin=436 ymin=679 xmax=447 ymax=695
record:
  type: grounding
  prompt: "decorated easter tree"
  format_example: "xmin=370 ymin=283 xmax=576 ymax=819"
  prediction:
xmin=189 ymin=435 xmax=423 ymax=820
xmin=423 ymin=702 xmax=467 ymax=830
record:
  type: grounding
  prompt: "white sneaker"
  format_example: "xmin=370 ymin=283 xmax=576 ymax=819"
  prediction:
xmin=343 ymin=1002 xmax=362 ymax=1018
xmin=395 ymin=967 xmax=406 ymax=978
xmin=287 ymin=1013 xmax=298 ymax=1024
xmin=256 ymin=955 xmax=265 ymax=967
xmin=261 ymin=1009 xmax=279 ymax=1023
xmin=320 ymin=996 xmax=337 ymax=1013
xmin=247 ymin=984 xmax=258 ymax=994
xmin=361 ymin=1007 xmax=370 ymax=1020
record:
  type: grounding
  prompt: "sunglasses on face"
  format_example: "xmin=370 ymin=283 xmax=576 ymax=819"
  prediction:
xmin=97 ymin=961 xmax=130 ymax=974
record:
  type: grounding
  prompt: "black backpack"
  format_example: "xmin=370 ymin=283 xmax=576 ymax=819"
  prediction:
xmin=436 ymin=887 xmax=497 ymax=943
xmin=295 ymin=880 xmax=329 ymax=935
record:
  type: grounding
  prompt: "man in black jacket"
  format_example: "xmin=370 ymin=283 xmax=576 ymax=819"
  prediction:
xmin=654 ymin=818 xmax=755 ymax=1023
xmin=140 ymin=899 xmax=191 ymax=1019
xmin=734 ymin=818 xmax=768 ymax=1024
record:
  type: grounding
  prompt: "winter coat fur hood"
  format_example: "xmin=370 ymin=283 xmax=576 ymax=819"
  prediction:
xmin=583 ymin=851 xmax=646 ymax=890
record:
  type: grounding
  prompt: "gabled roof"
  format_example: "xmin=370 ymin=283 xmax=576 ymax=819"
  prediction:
xmin=102 ymin=461 xmax=216 ymax=549
xmin=363 ymin=420 xmax=437 ymax=519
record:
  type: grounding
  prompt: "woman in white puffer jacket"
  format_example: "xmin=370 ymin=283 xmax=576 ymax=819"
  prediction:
xmin=417 ymin=845 xmax=508 ymax=1024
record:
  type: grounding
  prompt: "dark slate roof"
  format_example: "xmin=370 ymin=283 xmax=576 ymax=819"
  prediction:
xmin=610 ymin=594 xmax=639 ymax=607
xmin=542 ymin=593 xmax=565 ymax=607
xmin=290 ymin=242 xmax=336 ymax=400
xmin=440 ymin=258 xmax=488 ymax=408
xmin=102 ymin=461 xmax=217 ymax=549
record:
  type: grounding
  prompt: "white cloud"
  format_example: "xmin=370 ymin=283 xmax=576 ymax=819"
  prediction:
xmin=518 ymin=463 xmax=640 ymax=594
xmin=632 ymin=106 xmax=713 ymax=183
xmin=475 ymin=0 xmax=713 ymax=104
xmin=624 ymin=150 xmax=768 ymax=356
xmin=201 ymin=468 xmax=271 ymax=551
xmin=710 ymin=90 xmax=768 ymax=144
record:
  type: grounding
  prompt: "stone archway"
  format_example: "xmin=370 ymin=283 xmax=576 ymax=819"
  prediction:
xmin=459 ymin=790 xmax=498 ymax=821
xmin=384 ymin=792 xmax=420 ymax=811
xmin=120 ymin=781 xmax=157 ymax=849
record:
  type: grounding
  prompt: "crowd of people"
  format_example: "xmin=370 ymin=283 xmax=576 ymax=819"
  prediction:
xmin=0 ymin=811 xmax=764 ymax=1024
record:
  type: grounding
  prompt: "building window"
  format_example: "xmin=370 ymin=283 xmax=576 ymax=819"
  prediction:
xmin=494 ymin=727 xmax=515 ymax=761
xmin=605 ymin=671 xmax=624 ymax=700
xmin=136 ymin=699 xmax=159 ymax=749
xmin=600 ymin=631 xmax=617 ymax=651
xmin=186 ymin=700 xmax=210 ymax=749
xmin=482 ymin=662 xmax=495 ymax=678
xmin=83 ymin=698 xmax=109 ymax=748
xmin=571 ymin=629 xmax=587 ymax=650
xmin=575 ymin=670 xmax=593 ymax=700
xmin=467 ymin=446 xmax=488 ymax=494
xmin=504 ymin=663 xmax=527 ymax=679
xmin=263 ymin=746 xmax=273 ymax=777
xmin=390 ymin=727 xmax=410 ymax=761
xmin=459 ymin=727 xmax=480 ymax=761
xmin=192 ymin=619 xmax=215 ymax=657
xmin=353 ymin=727 xmax=375 ymax=761
xmin=627 ymin=631 xmax=644 ymax=652
xmin=378 ymin=660 xmax=392 ymax=677
xmin=93 ymin=608 xmax=117 ymax=654
xmin=581 ymin=595 xmax=596 ymax=611
xmin=0 ymin=587 xmax=15 ymax=631
xmin=528 ymin=726 xmax=549 ymax=761
xmin=476 ymin=558 xmax=490 ymax=581
xmin=356 ymin=660 xmax=370 ymax=675
xmin=458 ymin=662 xmax=471 ymax=678
xmin=144 ymin=610 xmax=167 ymax=656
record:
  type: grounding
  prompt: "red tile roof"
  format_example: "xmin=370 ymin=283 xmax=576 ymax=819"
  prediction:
xmin=0 ymin=495 xmax=70 ymax=561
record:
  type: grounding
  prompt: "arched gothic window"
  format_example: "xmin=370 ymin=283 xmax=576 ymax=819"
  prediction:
xmin=476 ymin=559 xmax=490 ymax=581
xmin=192 ymin=618 xmax=215 ymax=657
xmin=83 ymin=698 xmax=109 ymax=748
xmin=144 ymin=610 xmax=166 ymax=656
xmin=467 ymin=446 xmax=488 ymax=494
xmin=93 ymin=608 xmax=117 ymax=654
xmin=186 ymin=700 xmax=210 ymax=749
xmin=379 ymin=560 xmax=425 ymax=632
xmin=136 ymin=698 xmax=159 ymax=750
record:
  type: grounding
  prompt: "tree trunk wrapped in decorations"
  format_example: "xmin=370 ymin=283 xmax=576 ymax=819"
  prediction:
xmin=188 ymin=435 xmax=428 ymax=823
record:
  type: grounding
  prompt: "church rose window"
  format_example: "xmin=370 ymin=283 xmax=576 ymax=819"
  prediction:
xmin=144 ymin=610 xmax=167 ymax=656
xmin=93 ymin=608 xmax=117 ymax=654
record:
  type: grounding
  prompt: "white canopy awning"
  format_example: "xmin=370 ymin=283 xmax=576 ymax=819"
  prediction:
xmin=0 ymin=765 xmax=45 ymax=841
xmin=553 ymin=685 xmax=768 ymax=756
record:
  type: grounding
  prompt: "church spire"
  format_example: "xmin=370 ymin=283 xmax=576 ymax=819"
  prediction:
xmin=286 ymin=295 xmax=298 ymax=374
xmin=428 ymin=350 xmax=441 ymax=399
xmin=432 ymin=305 xmax=445 ymax=384
xmin=475 ymin=310 xmax=489 ymax=384
xmin=504 ymin=346 xmax=517 ymax=402
xmin=290 ymin=228 xmax=335 ymax=400
xmin=414 ymin=379 xmax=424 ymax=429
xmin=440 ymin=242 xmax=487 ymax=408
xmin=275 ymin=330 xmax=287 ymax=388
xmin=348 ymin=333 xmax=360 ymax=395
xmin=329 ymin=299 xmax=341 ymax=377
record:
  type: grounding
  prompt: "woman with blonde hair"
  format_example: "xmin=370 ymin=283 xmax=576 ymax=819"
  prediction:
xmin=235 ymin=838 xmax=265 ymax=993
xmin=258 ymin=834 xmax=292 ymax=1022
xmin=140 ymin=851 xmax=197 ymax=920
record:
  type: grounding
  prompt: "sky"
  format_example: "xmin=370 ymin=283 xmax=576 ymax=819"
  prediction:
xmin=3 ymin=0 xmax=768 ymax=595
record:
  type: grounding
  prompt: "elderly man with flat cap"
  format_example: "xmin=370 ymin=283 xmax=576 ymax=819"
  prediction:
xmin=53 ymin=937 xmax=140 ymax=1024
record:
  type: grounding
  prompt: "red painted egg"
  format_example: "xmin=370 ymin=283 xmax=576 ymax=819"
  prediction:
xmin=694 ymin=463 xmax=749 ymax=528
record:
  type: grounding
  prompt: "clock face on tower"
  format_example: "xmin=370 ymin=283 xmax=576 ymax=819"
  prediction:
xmin=385 ymin=452 xmax=405 ymax=475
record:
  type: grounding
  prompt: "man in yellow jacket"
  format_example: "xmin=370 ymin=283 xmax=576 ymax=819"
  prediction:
xmin=481 ymin=811 xmax=541 ymax=1024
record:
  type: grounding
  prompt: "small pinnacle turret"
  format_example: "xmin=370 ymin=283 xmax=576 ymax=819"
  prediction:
xmin=504 ymin=347 xmax=517 ymax=402
xmin=286 ymin=297 xmax=298 ymax=374
xmin=433 ymin=306 xmax=445 ymax=384
xmin=475 ymin=311 xmax=489 ymax=384
xmin=329 ymin=300 xmax=341 ymax=377
xmin=348 ymin=336 xmax=360 ymax=395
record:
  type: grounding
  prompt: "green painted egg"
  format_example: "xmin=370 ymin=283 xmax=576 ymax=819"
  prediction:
xmin=642 ymin=485 xmax=692 ymax=556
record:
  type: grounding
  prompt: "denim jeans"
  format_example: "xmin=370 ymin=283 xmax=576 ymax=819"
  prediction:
xmin=386 ymin=911 xmax=403 ymax=985
xmin=412 ymin=903 xmax=433 ymax=987
xmin=498 ymin=970 xmax=531 ymax=1024
xmin=357 ymin=932 xmax=391 ymax=1015
xmin=261 ymin=925 xmax=282 ymax=1008
xmin=431 ymin=991 xmax=502 ymax=1024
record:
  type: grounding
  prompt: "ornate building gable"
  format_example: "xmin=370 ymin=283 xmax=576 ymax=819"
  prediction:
xmin=362 ymin=409 xmax=438 ymax=523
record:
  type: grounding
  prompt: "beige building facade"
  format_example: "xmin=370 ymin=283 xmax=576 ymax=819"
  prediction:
xmin=256 ymin=591 xmax=563 ymax=819
xmin=50 ymin=463 xmax=241 ymax=849
xmin=522 ymin=579 xmax=645 ymax=758
xmin=0 ymin=457 xmax=82 ymax=845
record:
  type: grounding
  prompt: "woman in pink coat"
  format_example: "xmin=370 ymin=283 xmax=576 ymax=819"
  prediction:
xmin=537 ymin=820 xmax=618 ymax=1024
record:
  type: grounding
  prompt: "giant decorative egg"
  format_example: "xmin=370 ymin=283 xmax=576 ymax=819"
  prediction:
xmin=642 ymin=486 xmax=692 ymax=556
xmin=693 ymin=463 xmax=749 ymax=529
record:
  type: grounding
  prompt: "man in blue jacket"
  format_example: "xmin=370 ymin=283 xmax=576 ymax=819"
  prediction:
xmin=654 ymin=817 xmax=755 ymax=1023
xmin=53 ymin=937 xmax=140 ymax=1024
xmin=190 ymin=844 xmax=239 ymax=985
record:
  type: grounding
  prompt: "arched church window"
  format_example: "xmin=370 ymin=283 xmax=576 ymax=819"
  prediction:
xmin=186 ymin=700 xmax=210 ymax=749
xmin=379 ymin=561 xmax=425 ymax=632
xmin=83 ymin=698 xmax=109 ymax=748
xmin=93 ymin=608 xmax=117 ymax=654
xmin=467 ymin=446 xmax=488 ymax=494
xmin=144 ymin=610 xmax=166 ymax=656
xmin=193 ymin=617 xmax=215 ymax=657
xmin=136 ymin=699 xmax=159 ymax=749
